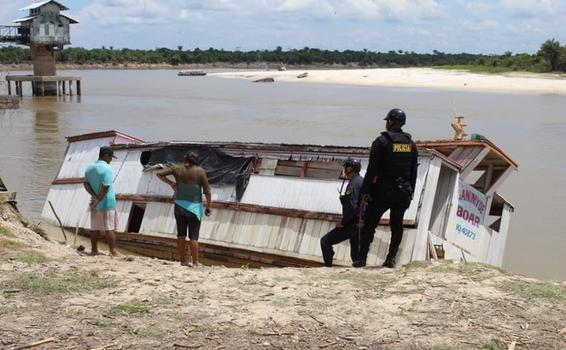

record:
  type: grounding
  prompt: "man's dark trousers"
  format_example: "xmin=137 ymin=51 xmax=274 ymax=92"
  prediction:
xmin=320 ymin=224 xmax=360 ymax=267
xmin=359 ymin=195 xmax=409 ymax=263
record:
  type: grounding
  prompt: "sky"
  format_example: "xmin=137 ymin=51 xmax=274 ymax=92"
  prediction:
xmin=1 ymin=0 xmax=565 ymax=54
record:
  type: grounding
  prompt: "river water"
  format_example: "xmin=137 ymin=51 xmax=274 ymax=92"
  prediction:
xmin=0 ymin=69 xmax=564 ymax=280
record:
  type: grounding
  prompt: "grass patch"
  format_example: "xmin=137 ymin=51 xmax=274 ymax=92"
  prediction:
xmin=403 ymin=261 xmax=432 ymax=269
xmin=120 ymin=322 xmax=164 ymax=337
xmin=481 ymin=340 xmax=505 ymax=350
xmin=111 ymin=300 xmax=151 ymax=315
xmin=430 ymin=261 xmax=506 ymax=275
xmin=10 ymin=270 xmax=117 ymax=294
xmin=0 ymin=224 xmax=16 ymax=238
xmin=14 ymin=252 xmax=49 ymax=264
xmin=403 ymin=261 xmax=506 ymax=275
xmin=435 ymin=65 xmax=522 ymax=74
xmin=0 ymin=237 xmax=25 ymax=252
xmin=499 ymin=280 xmax=566 ymax=301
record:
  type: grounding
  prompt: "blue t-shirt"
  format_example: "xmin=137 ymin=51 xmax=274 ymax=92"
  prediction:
xmin=84 ymin=160 xmax=116 ymax=210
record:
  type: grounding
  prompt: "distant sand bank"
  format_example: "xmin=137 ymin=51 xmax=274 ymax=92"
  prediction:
xmin=211 ymin=68 xmax=566 ymax=95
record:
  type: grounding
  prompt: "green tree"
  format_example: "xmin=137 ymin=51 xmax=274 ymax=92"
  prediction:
xmin=538 ymin=38 xmax=561 ymax=71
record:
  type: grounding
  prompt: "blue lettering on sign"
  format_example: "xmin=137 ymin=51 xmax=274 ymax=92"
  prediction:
xmin=456 ymin=224 xmax=476 ymax=240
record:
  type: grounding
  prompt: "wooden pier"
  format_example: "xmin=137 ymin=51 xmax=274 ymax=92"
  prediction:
xmin=6 ymin=75 xmax=81 ymax=97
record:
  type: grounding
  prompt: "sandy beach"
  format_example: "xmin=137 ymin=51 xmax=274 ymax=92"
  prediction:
xmin=211 ymin=68 xmax=566 ymax=95
xmin=1 ymin=202 xmax=566 ymax=349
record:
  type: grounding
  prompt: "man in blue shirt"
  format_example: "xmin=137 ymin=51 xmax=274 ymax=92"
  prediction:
xmin=83 ymin=146 xmax=119 ymax=257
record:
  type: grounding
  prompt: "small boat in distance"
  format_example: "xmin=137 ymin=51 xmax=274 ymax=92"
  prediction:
xmin=178 ymin=70 xmax=207 ymax=76
xmin=253 ymin=77 xmax=275 ymax=83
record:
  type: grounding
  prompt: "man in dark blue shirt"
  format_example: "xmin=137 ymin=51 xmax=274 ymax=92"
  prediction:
xmin=320 ymin=159 xmax=363 ymax=267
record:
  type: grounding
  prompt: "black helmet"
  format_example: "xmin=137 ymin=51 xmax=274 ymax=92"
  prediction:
xmin=384 ymin=108 xmax=406 ymax=126
xmin=343 ymin=158 xmax=361 ymax=173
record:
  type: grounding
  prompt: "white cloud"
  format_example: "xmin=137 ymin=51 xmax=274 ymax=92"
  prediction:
xmin=500 ymin=0 xmax=556 ymax=18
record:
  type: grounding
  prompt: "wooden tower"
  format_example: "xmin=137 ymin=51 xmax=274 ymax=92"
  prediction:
xmin=0 ymin=1 xmax=78 ymax=96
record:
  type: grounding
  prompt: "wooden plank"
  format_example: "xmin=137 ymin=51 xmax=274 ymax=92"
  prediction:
xmin=486 ymin=167 xmax=514 ymax=197
xmin=305 ymin=168 xmax=341 ymax=179
xmin=412 ymin=157 xmax=442 ymax=261
xmin=460 ymin=147 xmax=491 ymax=179
xmin=79 ymin=229 xmax=324 ymax=267
xmin=0 ymin=191 xmax=16 ymax=203
xmin=307 ymin=161 xmax=343 ymax=170
xmin=52 ymin=178 xmax=85 ymax=185
xmin=275 ymin=165 xmax=303 ymax=177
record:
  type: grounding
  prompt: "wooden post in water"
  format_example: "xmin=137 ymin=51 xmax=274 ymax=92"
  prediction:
xmin=69 ymin=81 xmax=73 ymax=96
xmin=7 ymin=81 xmax=11 ymax=95
xmin=18 ymin=82 xmax=23 ymax=97
xmin=77 ymin=80 xmax=81 ymax=95
xmin=62 ymin=81 xmax=66 ymax=95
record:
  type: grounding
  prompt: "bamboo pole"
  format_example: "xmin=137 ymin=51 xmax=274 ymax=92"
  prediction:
xmin=13 ymin=337 xmax=55 ymax=350
xmin=48 ymin=200 xmax=68 ymax=242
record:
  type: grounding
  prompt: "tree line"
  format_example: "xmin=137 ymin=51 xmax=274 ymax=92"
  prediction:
xmin=0 ymin=39 xmax=565 ymax=73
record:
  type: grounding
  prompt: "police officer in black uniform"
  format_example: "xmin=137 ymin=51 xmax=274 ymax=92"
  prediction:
xmin=355 ymin=108 xmax=418 ymax=268
xmin=320 ymin=158 xmax=363 ymax=267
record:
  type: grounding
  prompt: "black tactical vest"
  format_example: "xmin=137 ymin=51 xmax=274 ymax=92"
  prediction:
xmin=378 ymin=131 xmax=414 ymax=187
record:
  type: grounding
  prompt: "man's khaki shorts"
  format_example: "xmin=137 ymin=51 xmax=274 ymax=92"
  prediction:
xmin=91 ymin=208 xmax=118 ymax=231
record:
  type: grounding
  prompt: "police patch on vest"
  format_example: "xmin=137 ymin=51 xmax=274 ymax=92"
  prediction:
xmin=393 ymin=144 xmax=412 ymax=152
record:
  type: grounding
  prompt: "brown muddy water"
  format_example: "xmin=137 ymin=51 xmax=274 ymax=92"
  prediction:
xmin=0 ymin=69 xmax=564 ymax=280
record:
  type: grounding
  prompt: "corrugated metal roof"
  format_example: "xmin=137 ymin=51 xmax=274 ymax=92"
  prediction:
xmin=56 ymin=137 xmax=116 ymax=179
xmin=20 ymin=1 xmax=69 ymax=11
xmin=61 ymin=14 xmax=78 ymax=24
xmin=13 ymin=16 xmax=37 ymax=23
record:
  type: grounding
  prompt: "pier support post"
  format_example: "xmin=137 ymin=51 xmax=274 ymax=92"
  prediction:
xmin=77 ymin=80 xmax=81 ymax=96
xmin=18 ymin=82 xmax=23 ymax=97
xmin=69 ymin=81 xmax=73 ymax=96
xmin=7 ymin=81 xmax=11 ymax=96
xmin=62 ymin=81 xmax=66 ymax=95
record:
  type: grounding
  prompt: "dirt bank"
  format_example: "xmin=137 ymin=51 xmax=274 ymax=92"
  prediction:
xmin=1 ymin=203 xmax=565 ymax=350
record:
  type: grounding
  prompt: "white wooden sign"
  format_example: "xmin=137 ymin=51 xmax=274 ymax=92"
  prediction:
xmin=445 ymin=181 xmax=488 ymax=257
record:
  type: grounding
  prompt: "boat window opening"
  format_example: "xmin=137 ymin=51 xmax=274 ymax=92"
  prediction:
xmin=256 ymin=158 xmax=277 ymax=176
xmin=467 ymin=170 xmax=485 ymax=191
xmin=274 ymin=160 xmax=342 ymax=180
xmin=488 ymin=217 xmax=502 ymax=232
xmin=429 ymin=165 xmax=457 ymax=238
xmin=140 ymin=151 xmax=151 ymax=166
xmin=127 ymin=202 xmax=146 ymax=233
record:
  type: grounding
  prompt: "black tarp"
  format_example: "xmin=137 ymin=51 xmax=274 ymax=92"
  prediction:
xmin=145 ymin=146 xmax=255 ymax=201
